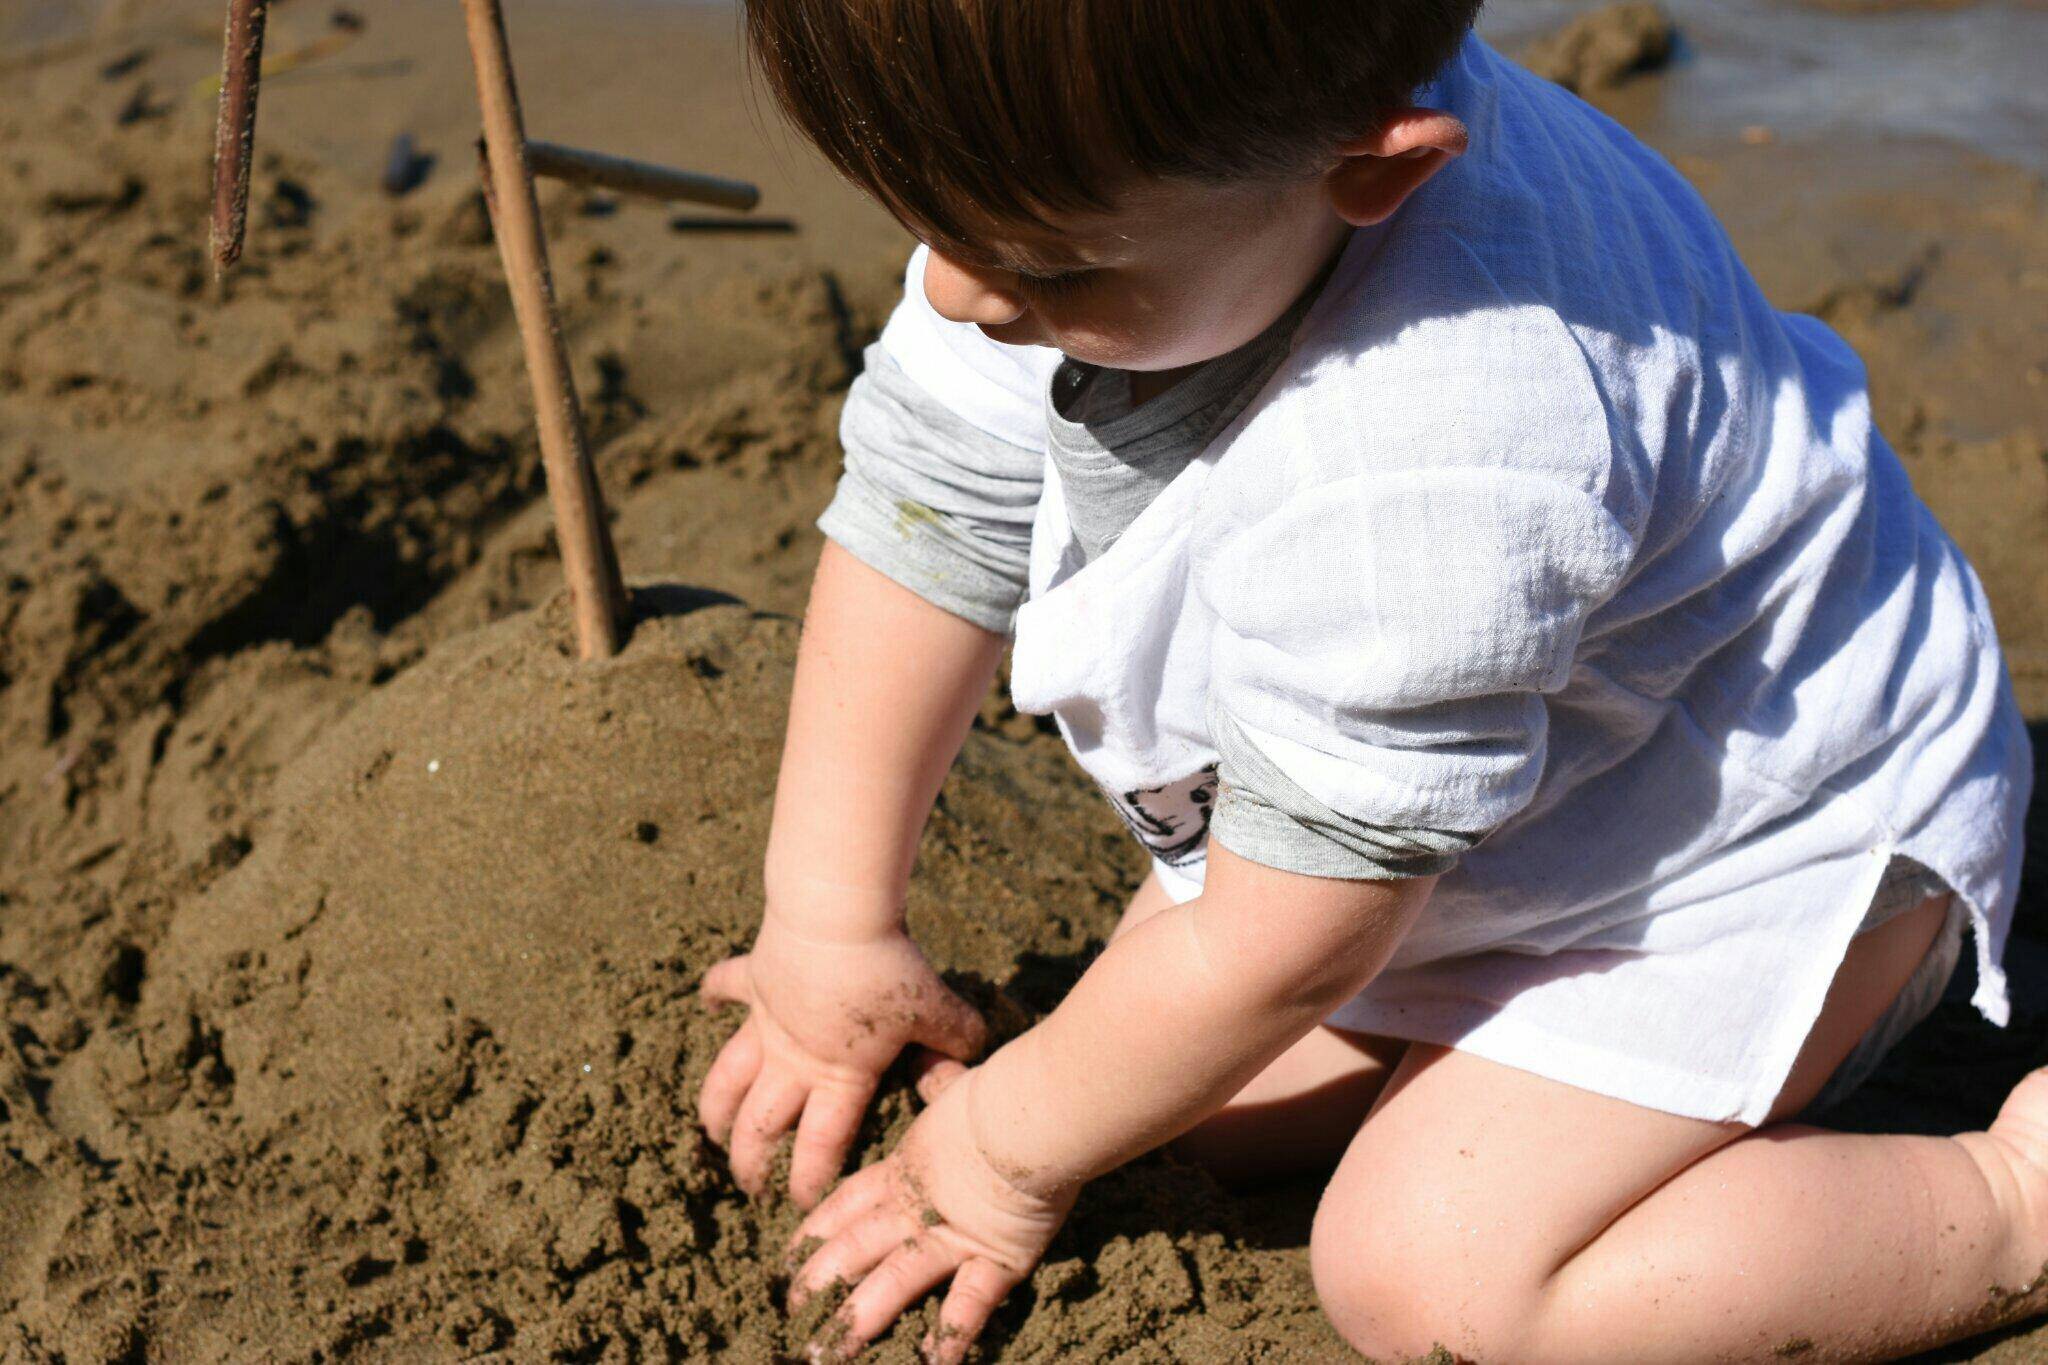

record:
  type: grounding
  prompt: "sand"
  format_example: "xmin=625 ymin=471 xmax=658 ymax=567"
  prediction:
xmin=0 ymin=0 xmax=2043 ymax=1360
xmin=1516 ymin=1 xmax=1676 ymax=94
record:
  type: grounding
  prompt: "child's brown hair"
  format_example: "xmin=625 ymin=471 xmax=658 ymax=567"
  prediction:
xmin=743 ymin=0 xmax=1482 ymax=260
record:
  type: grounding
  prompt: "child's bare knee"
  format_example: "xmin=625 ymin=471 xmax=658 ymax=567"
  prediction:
xmin=1309 ymin=1190 xmax=1545 ymax=1362
xmin=1309 ymin=1217 xmax=1467 ymax=1359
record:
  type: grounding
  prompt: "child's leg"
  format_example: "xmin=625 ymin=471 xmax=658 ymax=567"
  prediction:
xmin=1311 ymin=894 xmax=2048 ymax=1362
xmin=1171 ymin=1025 xmax=1408 ymax=1181
xmin=1112 ymin=872 xmax=1407 ymax=1180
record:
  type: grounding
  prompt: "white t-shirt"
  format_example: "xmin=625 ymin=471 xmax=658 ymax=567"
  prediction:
xmin=858 ymin=34 xmax=2031 ymax=1124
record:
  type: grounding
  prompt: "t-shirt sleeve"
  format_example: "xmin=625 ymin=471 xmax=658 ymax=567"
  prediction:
xmin=1196 ymin=264 xmax=1643 ymax=870
xmin=1203 ymin=464 xmax=1635 ymax=865
xmin=1208 ymin=698 xmax=1480 ymax=880
xmin=817 ymin=247 xmax=1057 ymax=635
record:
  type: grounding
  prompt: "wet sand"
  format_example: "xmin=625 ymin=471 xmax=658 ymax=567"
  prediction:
xmin=0 ymin=0 xmax=2043 ymax=1359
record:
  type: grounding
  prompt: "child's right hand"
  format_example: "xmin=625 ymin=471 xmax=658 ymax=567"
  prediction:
xmin=696 ymin=915 xmax=986 ymax=1208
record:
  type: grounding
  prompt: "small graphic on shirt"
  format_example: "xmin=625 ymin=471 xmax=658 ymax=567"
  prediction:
xmin=1104 ymin=765 xmax=1218 ymax=867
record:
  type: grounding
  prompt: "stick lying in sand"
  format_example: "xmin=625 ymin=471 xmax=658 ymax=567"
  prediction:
xmin=209 ymin=0 xmax=269 ymax=273
xmin=194 ymin=11 xmax=366 ymax=98
xmin=527 ymin=141 xmax=760 ymax=213
xmin=463 ymin=0 xmax=629 ymax=659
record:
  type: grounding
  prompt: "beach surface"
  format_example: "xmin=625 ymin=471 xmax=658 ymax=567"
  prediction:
xmin=1 ymin=1 xmax=2044 ymax=1359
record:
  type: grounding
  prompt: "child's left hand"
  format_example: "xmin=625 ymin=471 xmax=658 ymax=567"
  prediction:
xmin=786 ymin=1069 xmax=1075 ymax=1362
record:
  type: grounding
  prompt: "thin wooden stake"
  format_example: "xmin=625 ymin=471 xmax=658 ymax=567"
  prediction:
xmin=209 ymin=0 xmax=269 ymax=274
xmin=461 ymin=0 xmax=628 ymax=660
xmin=526 ymin=141 xmax=760 ymax=213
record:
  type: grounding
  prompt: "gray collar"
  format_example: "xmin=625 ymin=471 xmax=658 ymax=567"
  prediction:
xmin=1042 ymin=289 xmax=1317 ymax=560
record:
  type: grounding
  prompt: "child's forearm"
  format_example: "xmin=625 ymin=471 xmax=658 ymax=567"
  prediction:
xmin=967 ymin=843 xmax=1434 ymax=1197
xmin=763 ymin=540 xmax=1008 ymax=939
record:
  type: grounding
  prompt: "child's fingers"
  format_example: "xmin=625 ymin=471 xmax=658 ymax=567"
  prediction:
xmin=728 ymin=1071 xmax=808 ymax=1197
xmin=696 ymin=1021 xmax=763 ymax=1148
xmin=908 ymin=988 xmax=986 ymax=1062
xmin=698 ymin=954 xmax=752 ymax=1007
xmin=909 ymin=1050 xmax=967 ymax=1104
xmin=789 ymin=1205 xmax=918 ymax=1311
xmin=791 ymin=1161 xmax=892 ymax=1256
xmin=827 ymin=1237 xmax=958 ymax=1355
xmin=789 ymin=1078 xmax=877 ymax=1210
xmin=922 ymin=1257 xmax=1017 ymax=1364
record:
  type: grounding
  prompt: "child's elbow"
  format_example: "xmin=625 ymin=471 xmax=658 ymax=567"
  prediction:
xmin=1197 ymin=861 xmax=1433 ymax=1015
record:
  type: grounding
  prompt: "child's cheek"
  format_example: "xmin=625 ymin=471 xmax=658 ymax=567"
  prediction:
xmin=1041 ymin=292 xmax=1211 ymax=371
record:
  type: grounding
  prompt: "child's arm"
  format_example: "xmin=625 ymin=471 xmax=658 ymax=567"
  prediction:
xmin=697 ymin=541 xmax=1007 ymax=1208
xmin=788 ymin=840 xmax=1432 ymax=1360
xmin=971 ymin=843 xmax=1430 ymax=1190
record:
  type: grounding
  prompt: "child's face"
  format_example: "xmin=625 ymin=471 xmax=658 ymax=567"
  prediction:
xmin=920 ymin=174 xmax=1352 ymax=374
xmin=916 ymin=107 xmax=1468 ymax=376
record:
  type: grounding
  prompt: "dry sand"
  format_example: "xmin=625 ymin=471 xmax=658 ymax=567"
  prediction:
xmin=0 ymin=1 xmax=2043 ymax=1360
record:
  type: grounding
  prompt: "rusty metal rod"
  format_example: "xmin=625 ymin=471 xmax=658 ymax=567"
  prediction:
xmin=525 ymin=140 xmax=759 ymax=212
xmin=461 ymin=0 xmax=628 ymax=659
xmin=209 ymin=0 xmax=269 ymax=274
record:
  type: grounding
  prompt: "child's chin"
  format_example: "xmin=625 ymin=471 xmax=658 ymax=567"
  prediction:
xmin=1041 ymin=334 xmax=1197 ymax=372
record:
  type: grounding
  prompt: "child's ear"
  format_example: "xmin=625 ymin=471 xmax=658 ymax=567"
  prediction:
xmin=1325 ymin=109 xmax=1470 ymax=227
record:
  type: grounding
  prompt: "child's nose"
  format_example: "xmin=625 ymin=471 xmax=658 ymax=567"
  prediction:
xmin=923 ymin=251 xmax=1027 ymax=326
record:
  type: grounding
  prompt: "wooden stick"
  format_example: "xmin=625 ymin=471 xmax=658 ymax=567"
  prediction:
xmin=526 ymin=141 xmax=760 ymax=213
xmin=209 ymin=0 xmax=269 ymax=274
xmin=461 ymin=0 xmax=628 ymax=660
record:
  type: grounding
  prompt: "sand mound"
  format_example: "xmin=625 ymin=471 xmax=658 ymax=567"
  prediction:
xmin=143 ymin=593 xmax=794 ymax=1130
xmin=9 ymin=594 xmax=1340 ymax=1360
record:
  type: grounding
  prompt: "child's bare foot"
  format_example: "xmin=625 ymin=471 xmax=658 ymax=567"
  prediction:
xmin=1974 ymin=1068 xmax=2048 ymax=1301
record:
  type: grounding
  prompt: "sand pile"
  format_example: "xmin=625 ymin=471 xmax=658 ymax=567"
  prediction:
xmin=11 ymin=593 xmax=1347 ymax=1360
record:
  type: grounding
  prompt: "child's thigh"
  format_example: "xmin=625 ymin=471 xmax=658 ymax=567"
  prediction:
xmin=1308 ymin=894 xmax=1951 ymax=1348
xmin=1320 ymin=1047 xmax=1740 ymax=1275
xmin=1108 ymin=869 xmax=1179 ymax=941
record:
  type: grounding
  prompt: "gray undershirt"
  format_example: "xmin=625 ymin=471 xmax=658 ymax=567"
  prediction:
xmin=819 ymin=299 xmax=1475 ymax=881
